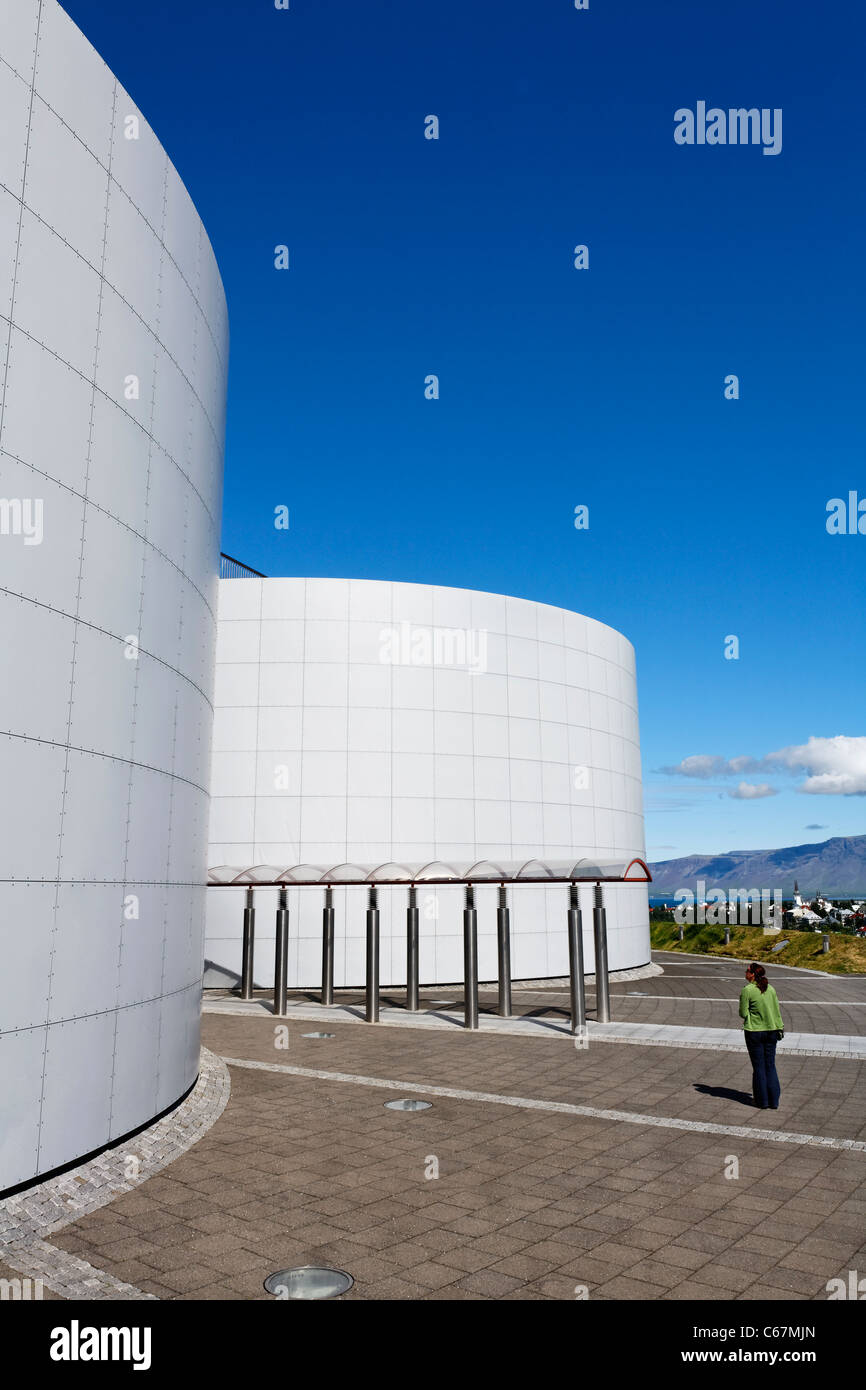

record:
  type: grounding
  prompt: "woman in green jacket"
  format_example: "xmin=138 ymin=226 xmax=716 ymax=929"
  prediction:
xmin=739 ymin=963 xmax=784 ymax=1109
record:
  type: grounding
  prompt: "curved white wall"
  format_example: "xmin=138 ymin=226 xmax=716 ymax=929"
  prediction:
xmin=0 ymin=0 xmax=227 ymax=1190
xmin=205 ymin=579 xmax=648 ymax=988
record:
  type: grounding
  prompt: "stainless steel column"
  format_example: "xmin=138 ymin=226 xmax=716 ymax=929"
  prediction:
xmin=366 ymin=886 xmax=380 ymax=1022
xmin=567 ymin=883 xmax=586 ymax=1034
xmin=273 ymin=888 xmax=289 ymax=1017
xmin=321 ymin=886 xmax=335 ymax=1006
xmin=496 ymin=884 xmax=512 ymax=1018
xmin=463 ymin=883 xmax=478 ymax=1030
xmin=406 ymin=885 xmax=419 ymax=1012
xmin=240 ymin=887 xmax=256 ymax=1000
xmin=592 ymin=883 xmax=611 ymax=1023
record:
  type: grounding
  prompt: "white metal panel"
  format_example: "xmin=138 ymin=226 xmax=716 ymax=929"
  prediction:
xmin=1 ymin=327 xmax=92 ymax=492
xmin=49 ymin=883 xmax=121 ymax=1022
xmin=0 ymin=63 xmax=31 ymax=198
xmin=0 ymin=0 xmax=41 ymax=83
xmin=124 ymin=763 xmax=172 ymax=883
xmin=109 ymin=1000 xmax=160 ymax=1137
xmin=186 ymin=490 xmax=216 ymax=595
xmin=114 ymin=886 xmax=165 ymax=1007
xmin=67 ymin=624 xmax=136 ymax=761
xmin=0 ymin=456 xmax=85 ymax=614
xmin=305 ymin=618 xmax=348 ymax=663
xmin=162 ymin=162 xmax=201 ymax=299
xmin=154 ymin=992 xmax=189 ymax=1115
xmin=178 ymin=582 xmax=214 ymax=692
xmin=77 ymin=506 xmax=145 ymax=640
xmin=87 ymin=394 xmax=151 ymax=534
xmin=151 ymin=346 xmax=192 ymax=473
xmin=434 ymin=666 xmax=472 ymax=712
xmin=14 ymin=210 xmax=100 ymax=376
xmin=58 ymin=751 xmax=130 ymax=882
xmin=161 ymin=886 xmax=198 ymax=995
xmin=259 ymin=618 xmax=304 ymax=663
xmin=0 ymin=882 xmax=54 ymax=1031
xmin=0 ymin=1024 xmax=45 ymax=1190
xmin=166 ymin=779 xmax=203 ymax=884
xmin=197 ymin=231 xmax=227 ymax=346
xmin=347 ymin=662 xmax=390 ymax=708
xmin=131 ymin=653 xmax=180 ymax=774
xmin=94 ymin=282 xmax=158 ymax=418
xmin=172 ymin=677 xmax=207 ymax=786
xmin=34 ymin=0 xmax=116 ymax=166
xmin=259 ymin=576 xmax=304 ymax=620
xmin=37 ymin=1012 xmax=115 ymax=1174
xmin=0 ymin=736 xmax=65 ymax=880
xmin=145 ymin=443 xmax=188 ymax=570
xmin=0 ymin=591 xmax=75 ymax=744
xmin=138 ymin=550 xmax=184 ymax=668
xmin=347 ymin=579 xmax=391 ymax=622
xmin=158 ymin=253 xmax=197 ymax=384
xmin=432 ymin=586 xmax=472 ymax=629
xmin=103 ymin=181 xmax=163 ymax=330
xmin=24 ymin=99 xmax=109 ymax=265
xmin=109 ymin=89 xmax=167 ymax=235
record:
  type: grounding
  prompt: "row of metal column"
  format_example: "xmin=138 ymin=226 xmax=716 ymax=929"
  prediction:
xmin=238 ymin=882 xmax=613 ymax=1031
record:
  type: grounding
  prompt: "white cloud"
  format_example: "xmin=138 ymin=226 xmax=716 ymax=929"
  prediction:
xmin=662 ymin=735 xmax=866 ymax=797
xmin=728 ymin=782 xmax=778 ymax=800
xmin=764 ymin=736 xmax=866 ymax=796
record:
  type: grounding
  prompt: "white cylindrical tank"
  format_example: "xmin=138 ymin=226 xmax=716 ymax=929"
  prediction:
xmin=205 ymin=578 xmax=648 ymax=987
xmin=0 ymin=0 xmax=227 ymax=1191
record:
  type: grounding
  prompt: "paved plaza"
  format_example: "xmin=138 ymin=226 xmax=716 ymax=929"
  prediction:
xmin=2 ymin=953 xmax=864 ymax=1301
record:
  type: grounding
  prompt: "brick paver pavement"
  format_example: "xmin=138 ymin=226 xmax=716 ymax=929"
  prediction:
xmin=42 ymin=955 xmax=865 ymax=1302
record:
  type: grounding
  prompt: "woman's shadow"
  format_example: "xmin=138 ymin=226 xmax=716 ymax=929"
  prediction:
xmin=694 ymin=1084 xmax=753 ymax=1107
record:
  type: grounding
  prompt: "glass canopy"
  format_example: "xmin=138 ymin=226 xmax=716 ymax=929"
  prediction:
xmin=207 ymin=856 xmax=651 ymax=886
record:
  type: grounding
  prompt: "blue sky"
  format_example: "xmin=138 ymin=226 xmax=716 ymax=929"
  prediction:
xmin=63 ymin=0 xmax=865 ymax=861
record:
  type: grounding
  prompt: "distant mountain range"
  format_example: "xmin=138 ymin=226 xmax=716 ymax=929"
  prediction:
xmin=648 ymin=835 xmax=866 ymax=898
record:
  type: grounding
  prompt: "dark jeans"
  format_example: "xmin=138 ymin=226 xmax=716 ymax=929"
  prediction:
xmin=745 ymin=1030 xmax=780 ymax=1108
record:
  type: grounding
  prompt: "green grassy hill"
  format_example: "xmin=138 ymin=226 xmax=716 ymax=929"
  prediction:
xmin=650 ymin=919 xmax=866 ymax=975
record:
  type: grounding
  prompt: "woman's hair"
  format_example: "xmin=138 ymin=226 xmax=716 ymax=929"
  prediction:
xmin=749 ymin=962 xmax=768 ymax=993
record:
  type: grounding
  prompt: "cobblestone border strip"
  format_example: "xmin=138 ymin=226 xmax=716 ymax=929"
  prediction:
xmin=0 ymin=1048 xmax=230 ymax=1292
xmin=221 ymin=1055 xmax=866 ymax=1154
xmin=0 ymin=1239 xmax=156 ymax=1301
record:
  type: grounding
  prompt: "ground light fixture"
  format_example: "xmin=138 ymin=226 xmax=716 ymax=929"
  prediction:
xmin=264 ymin=1267 xmax=354 ymax=1300
xmin=384 ymin=1099 xmax=433 ymax=1111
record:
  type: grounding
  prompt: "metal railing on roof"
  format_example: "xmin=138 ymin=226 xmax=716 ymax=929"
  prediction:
xmin=219 ymin=553 xmax=266 ymax=579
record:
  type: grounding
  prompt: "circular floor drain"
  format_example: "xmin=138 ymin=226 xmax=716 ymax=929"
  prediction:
xmin=384 ymin=1098 xmax=432 ymax=1111
xmin=302 ymin=1031 xmax=335 ymax=1038
xmin=264 ymin=1266 xmax=354 ymax=1299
